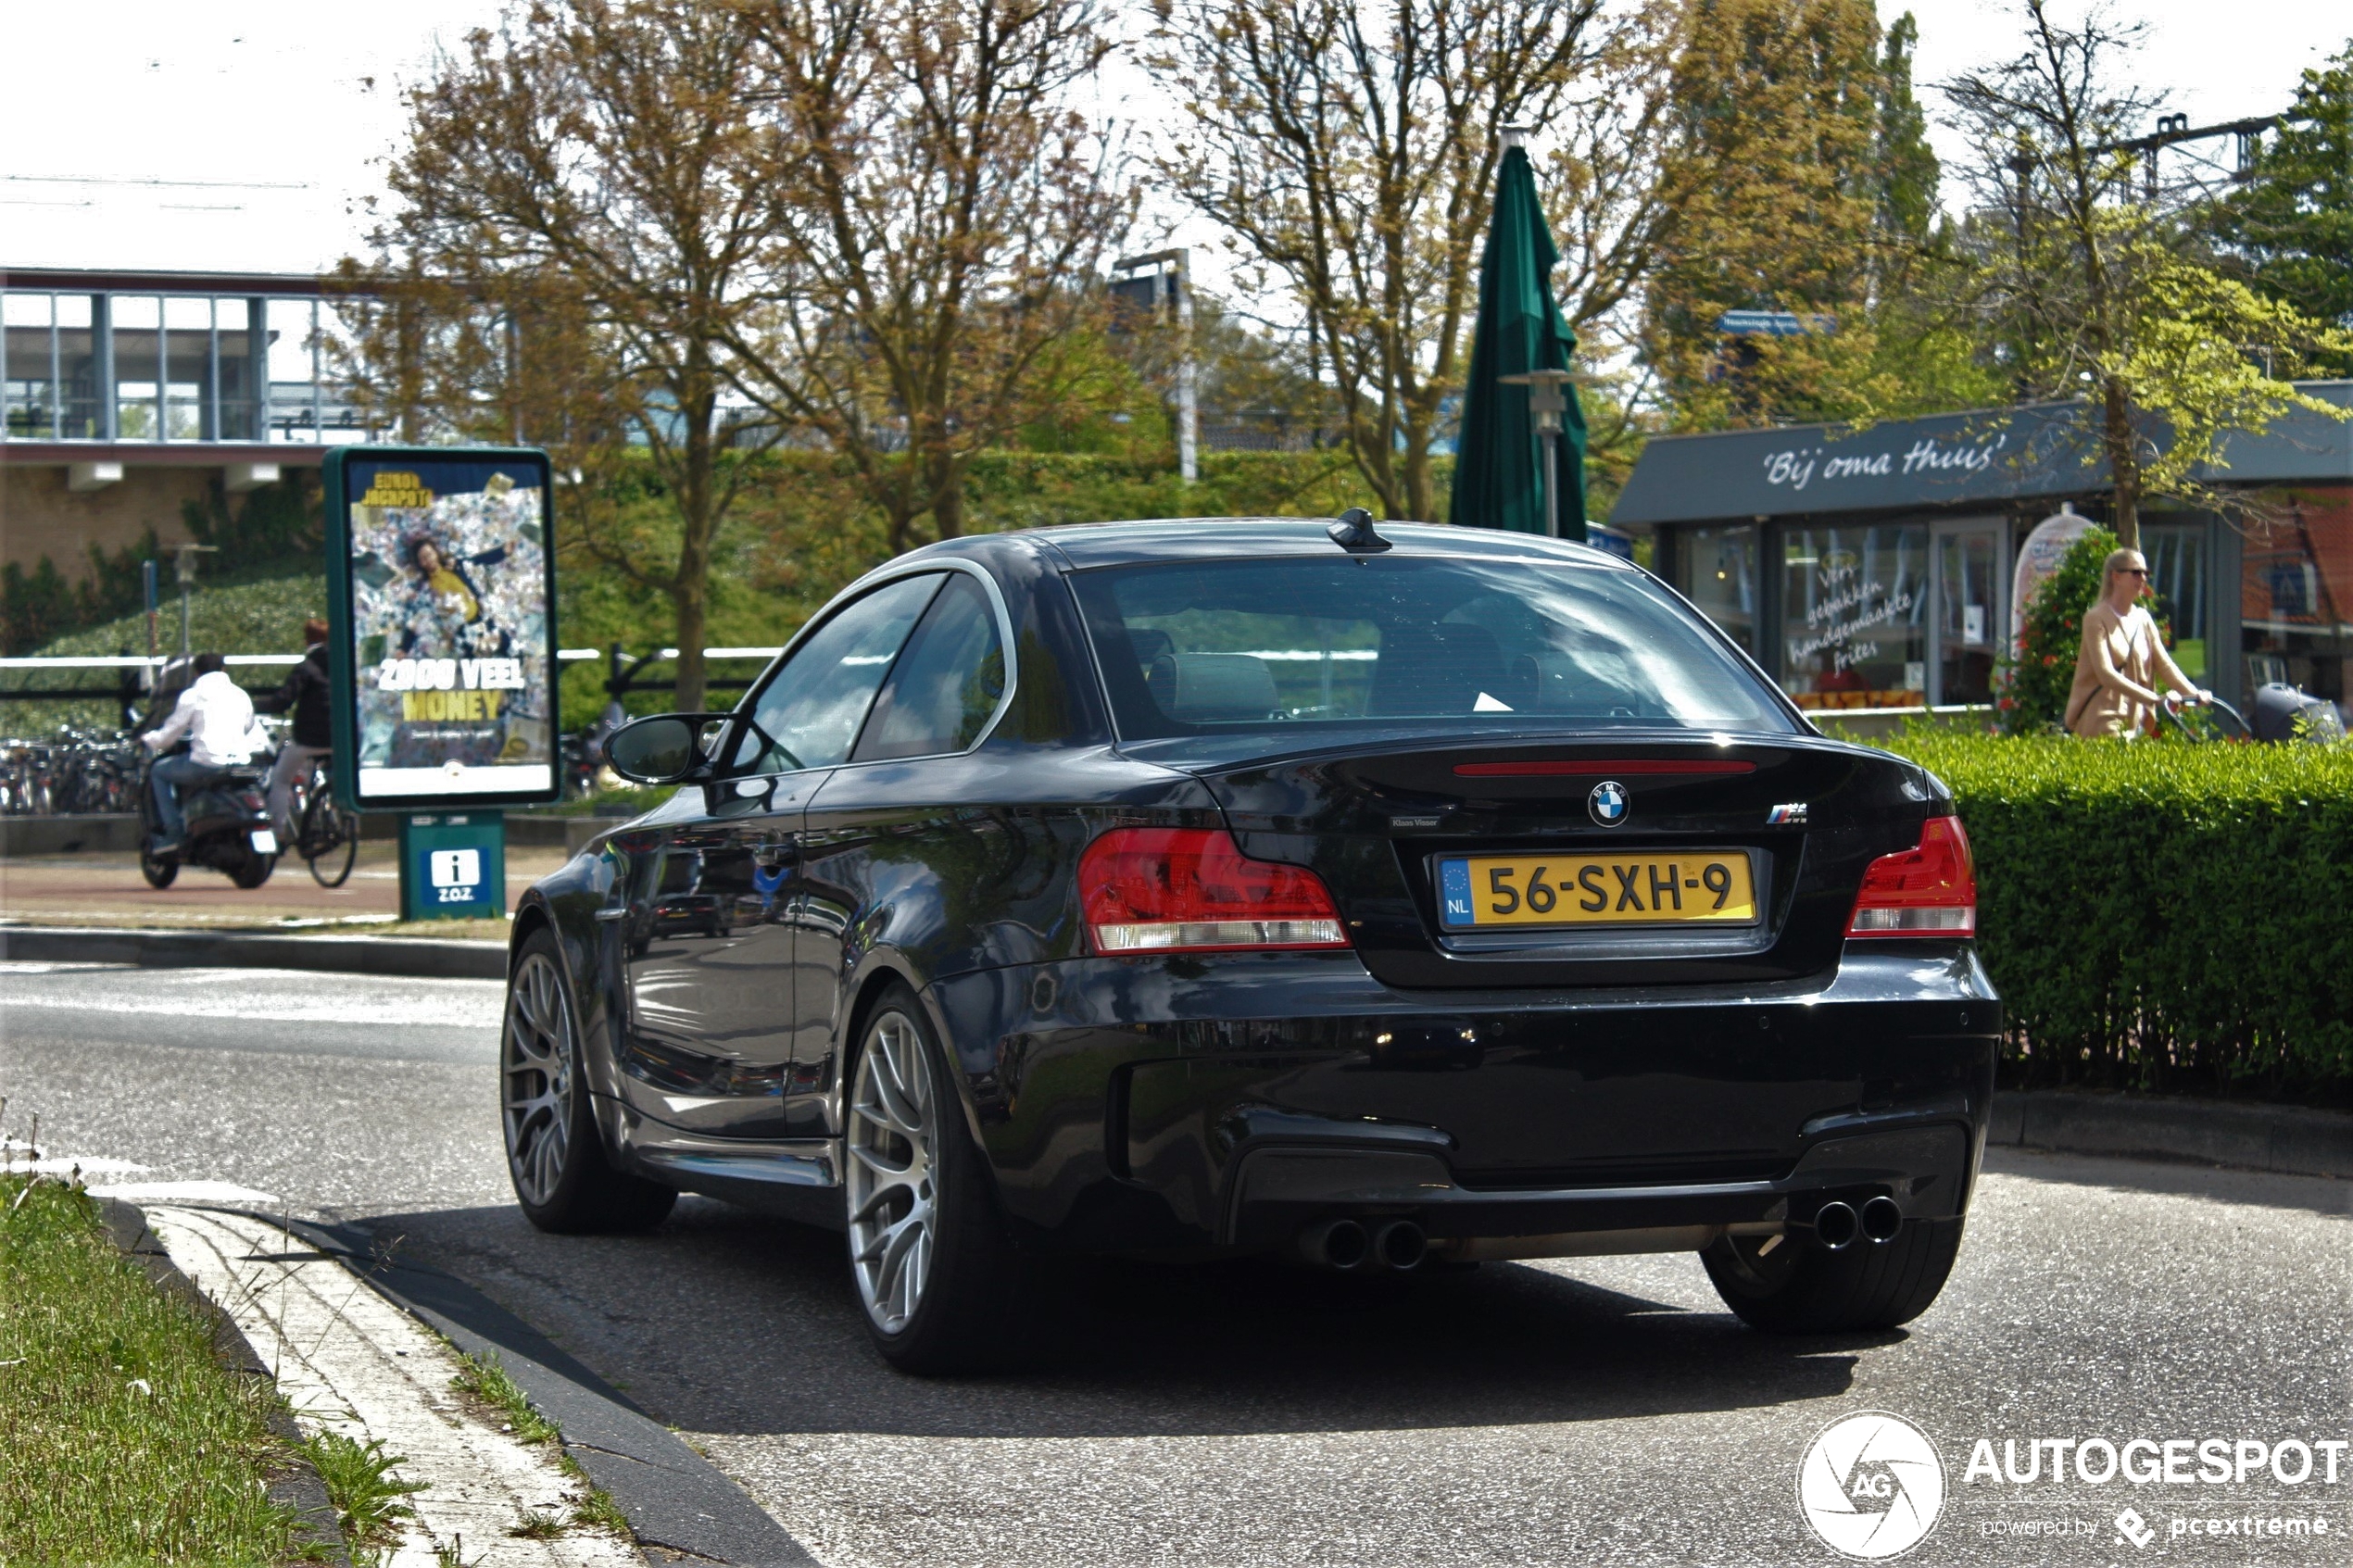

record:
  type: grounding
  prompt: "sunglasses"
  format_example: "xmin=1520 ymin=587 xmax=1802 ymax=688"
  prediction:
xmin=2118 ymin=566 xmax=2148 ymax=577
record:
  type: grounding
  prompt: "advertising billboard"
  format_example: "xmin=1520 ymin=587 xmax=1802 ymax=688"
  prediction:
xmin=323 ymin=446 xmax=560 ymax=810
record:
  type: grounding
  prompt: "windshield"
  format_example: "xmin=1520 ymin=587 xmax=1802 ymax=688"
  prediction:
xmin=1071 ymin=554 xmax=1793 ymax=740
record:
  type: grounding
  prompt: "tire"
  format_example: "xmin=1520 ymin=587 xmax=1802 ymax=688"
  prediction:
xmin=138 ymin=840 xmax=179 ymax=889
xmin=231 ymin=849 xmax=276 ymax=889
xmin=845 ymin=983 xmax=1026 ymax=1374
xmin=304 ymin=794 xmax=359 ymax=889
xmin=1702 ymin=1217 xmax=1966 ymax=1335
xmin=502 ymin=929 xmax=676 ymax=1234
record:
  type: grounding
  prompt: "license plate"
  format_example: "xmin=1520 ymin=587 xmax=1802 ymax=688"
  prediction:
xmin=1438 ymin=852 xmax=1758 ymax=928
xmin=250 ymin=830 xmax=278 ymax=854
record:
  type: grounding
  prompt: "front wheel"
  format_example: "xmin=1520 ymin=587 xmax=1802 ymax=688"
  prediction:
xmin=502 ymin=931 xmax=676 ymax=1234
xmin=138 ymin=839 xmax=178 ymax=889
xmin=1703 ymin=1218 xmax=1965 ymax=1334
xmin=845 ymin=985 xmax=1025 ymax=1374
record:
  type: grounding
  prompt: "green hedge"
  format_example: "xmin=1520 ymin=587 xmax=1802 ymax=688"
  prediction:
xmin=1873 ymin=731 xmax=2353 ymax=1098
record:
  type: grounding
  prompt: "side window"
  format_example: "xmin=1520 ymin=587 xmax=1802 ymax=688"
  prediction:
xmin=730 ymin=574 xmax=942 ymax=775
xmin=852 ymin=572 xmax=1009 ymax=762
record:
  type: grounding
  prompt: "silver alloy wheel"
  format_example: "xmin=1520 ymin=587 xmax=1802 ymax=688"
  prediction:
xmin=502 ymin=951 xmax=575 ymax=1207
xmin=846 ymin=1009 xmax=938 ymax=1336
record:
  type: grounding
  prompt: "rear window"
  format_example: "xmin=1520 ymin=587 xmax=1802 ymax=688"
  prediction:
xmin=1071 ymin=554 xmax=1793 ymax=739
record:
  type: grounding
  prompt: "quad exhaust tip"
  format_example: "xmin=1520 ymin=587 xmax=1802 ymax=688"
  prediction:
xmin=1813 ymin=1200 xmax=1860 ymax=1250
xmin=1303 ymin=1218 xmax=1426 ymax=1272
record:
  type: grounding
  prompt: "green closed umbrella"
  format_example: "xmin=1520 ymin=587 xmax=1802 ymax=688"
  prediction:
xmin=1450 ymin=138 xmax=1587 ymax=539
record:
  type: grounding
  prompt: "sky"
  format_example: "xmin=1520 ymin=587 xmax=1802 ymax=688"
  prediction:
xmin=1 ymin=0 xmax=2344 ymax=279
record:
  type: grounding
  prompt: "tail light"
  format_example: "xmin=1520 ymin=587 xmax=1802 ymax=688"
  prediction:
xmin=1079 ymin=827 xmax=1350 ymax=955
xmin=1846 ymin=815 xmax=1977 ymax=937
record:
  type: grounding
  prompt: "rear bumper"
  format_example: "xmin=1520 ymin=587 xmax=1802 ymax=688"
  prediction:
xmin=925 ymin=944 xmax=1999 ymax=1255
xmin=1222 ymin=1118 xmax=1970 ymax=1251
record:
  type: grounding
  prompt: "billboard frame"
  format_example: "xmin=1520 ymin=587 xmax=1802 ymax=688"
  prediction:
xmin=322 ymin=444 xmax=563 ymax=813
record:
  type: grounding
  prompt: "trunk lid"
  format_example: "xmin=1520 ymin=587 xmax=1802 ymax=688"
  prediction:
xmin=1183 ymin=733 xmax=1934 ymax=989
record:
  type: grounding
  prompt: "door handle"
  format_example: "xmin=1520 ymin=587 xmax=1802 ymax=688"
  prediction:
xmin=593 ymin=908 xmax=628 ymax=923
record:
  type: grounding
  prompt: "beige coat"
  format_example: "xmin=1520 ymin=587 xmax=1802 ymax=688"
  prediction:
xmin=2064 ymin=600 xmax=2194 ymax=738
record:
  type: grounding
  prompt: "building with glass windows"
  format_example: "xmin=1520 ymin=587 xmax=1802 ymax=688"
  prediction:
xmin=3 ymin=267 xmax=379 ymax=581
xmin=1611 ymin=387 xmax=2353 ymax=718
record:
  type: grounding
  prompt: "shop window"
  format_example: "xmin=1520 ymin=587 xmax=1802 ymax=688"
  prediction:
xmin=2141 ymin=520 xmax=2208 ymax=680
xmin=1780 ymin=524 xmax=1928 ymax=709
xmin=2242 ymin=488 xmax=2351 ymax=708
xmin=113 ymin=295 xmax=161 ymax=441
xmin=1669 ymin=525 xmax=1759 ymax=655
xmin=4 ymin=293 xmax=53 ymax=439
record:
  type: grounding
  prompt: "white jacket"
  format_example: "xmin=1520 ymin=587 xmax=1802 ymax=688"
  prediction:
xmin=145 ymin=670 xmax=264 ymax=766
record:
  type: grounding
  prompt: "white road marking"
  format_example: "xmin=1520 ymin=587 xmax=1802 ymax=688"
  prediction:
xmin=0 ymin=965 xmax=504 ymax=1028
xmin=146 ymin=1205 xmax=636 ymax=1568
xmin=92 ymin=1179 xmax=280 ymax=1204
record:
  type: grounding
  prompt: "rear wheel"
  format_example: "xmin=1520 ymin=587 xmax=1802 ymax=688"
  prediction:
xmin=302 ymin=790 xmax=359 ymax=888
xmin=230 ymin=849 xmax=275 ymax=889
xmin=1702 ymin=1218 xmax=1965 ymax=1334
xmin=845 ymin=984 xmax=1025 ymax=1374
xmin=502 ymin=930 xmax=676 ymax=1233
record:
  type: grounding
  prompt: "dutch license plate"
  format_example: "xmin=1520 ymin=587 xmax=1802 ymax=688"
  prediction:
xmin=1438 ymin=851 xmax=1758 ymax=929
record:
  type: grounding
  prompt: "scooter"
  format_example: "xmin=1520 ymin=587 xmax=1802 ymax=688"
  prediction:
xmin=137 ymin=747 xmax=279 ymax=889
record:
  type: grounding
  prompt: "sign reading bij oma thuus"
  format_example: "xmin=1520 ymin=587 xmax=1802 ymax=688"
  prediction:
xmin=323 ymin=447 xmax=560 ymax=810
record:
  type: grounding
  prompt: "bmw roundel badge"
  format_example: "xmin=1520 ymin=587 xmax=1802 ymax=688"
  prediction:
xmin=1588 ymin=780 xmax=1629 ymax=826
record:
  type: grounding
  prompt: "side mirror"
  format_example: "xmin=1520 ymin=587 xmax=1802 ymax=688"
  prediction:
xmin=606 ymin=713 xmax=727 ymax=784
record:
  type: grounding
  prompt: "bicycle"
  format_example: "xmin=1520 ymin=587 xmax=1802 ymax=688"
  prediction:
xmin=284 ymin=752 xmax=360 ymax=888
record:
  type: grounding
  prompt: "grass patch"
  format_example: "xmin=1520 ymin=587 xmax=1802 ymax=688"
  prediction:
xmin=304 ymin=1430 xmax=423 ymax=1564
xmin=0 ymin=1175 xmax=299 ymax=1564
xmin=447 ymin=1347 xmax=634 ymax=1540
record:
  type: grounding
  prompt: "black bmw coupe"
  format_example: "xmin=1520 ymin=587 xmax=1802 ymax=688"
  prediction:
xmin=502 ymin=515 xmax=1997 ymax=1372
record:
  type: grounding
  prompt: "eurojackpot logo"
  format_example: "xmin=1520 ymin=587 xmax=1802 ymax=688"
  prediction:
xmin=1798 ymin=1411 xmax=1948 ymax=1559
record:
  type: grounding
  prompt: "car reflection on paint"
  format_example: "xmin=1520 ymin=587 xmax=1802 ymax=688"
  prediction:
xmin=498 ymin=514 xmax=1999 ymax=1374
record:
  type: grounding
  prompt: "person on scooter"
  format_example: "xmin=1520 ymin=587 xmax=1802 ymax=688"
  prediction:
xmin=141 ymin=652 xmax=263 ymax=854
xmin=255 ymin=617 xmax=333 ymax=842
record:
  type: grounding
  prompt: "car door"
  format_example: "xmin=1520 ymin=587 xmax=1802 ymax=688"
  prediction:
xmin=791 ymin=567 xmax=1013 ymax=1130
xmin=615 ymin=570 xmax=950 ymax=1141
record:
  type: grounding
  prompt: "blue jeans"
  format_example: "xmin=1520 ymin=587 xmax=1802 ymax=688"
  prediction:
xmin=149 ymin=753 xmax=226 ymax=843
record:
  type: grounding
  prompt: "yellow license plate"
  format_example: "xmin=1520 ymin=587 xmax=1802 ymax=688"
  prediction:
xmin=1438 ymin=852 xmax=1758 ymax=928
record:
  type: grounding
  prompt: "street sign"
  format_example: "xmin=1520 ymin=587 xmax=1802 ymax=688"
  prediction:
xmin=398 ymin=810 xmax=507 ymax=922
xmin=322 ymin=445 xmax=560 ymax=813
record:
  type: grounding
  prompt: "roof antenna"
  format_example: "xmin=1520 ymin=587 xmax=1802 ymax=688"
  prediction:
xmin=1327 ymin=507 xmax=1390 ymax=554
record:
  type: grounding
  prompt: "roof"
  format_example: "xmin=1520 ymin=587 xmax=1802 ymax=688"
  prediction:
xmin=0 ymin=266 xmax=343 ymax=296
xmin=1610 ymin=383 xmax=2353 ymax=527
xmin=933 ymin=516 xmax=1623 ymax=570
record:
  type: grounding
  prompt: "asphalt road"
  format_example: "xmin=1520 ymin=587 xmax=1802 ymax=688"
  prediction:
xmin=6 ymin=960 xmax=2350 ymax=1567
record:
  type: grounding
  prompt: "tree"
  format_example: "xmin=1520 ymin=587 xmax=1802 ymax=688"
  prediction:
xmin=349 ymin=0 xmax=783 ymax=711
xmin=1146 ymin=0 xmax=1604 ymax=522
xmin=1942 ymin=0 xmax=2352 ymax=547
xmin=725 ymin=0 xmax=1135 ymax=556
xmin=2201 ymin=43 xmax=2353 ymax=374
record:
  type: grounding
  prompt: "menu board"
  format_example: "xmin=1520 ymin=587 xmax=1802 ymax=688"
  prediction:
xmin=323 ymin=447 xmax=560 ymax=809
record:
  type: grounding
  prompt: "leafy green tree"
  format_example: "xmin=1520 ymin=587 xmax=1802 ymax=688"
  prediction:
xmin=1942 ymin=0 xmax=2352 ymax=548
xmin=2202 ymin=44 xmax=2353 ymax=374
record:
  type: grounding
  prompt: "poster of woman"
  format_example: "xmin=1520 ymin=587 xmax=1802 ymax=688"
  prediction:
xmin=331 ymin=453 xmax=558 ymax=804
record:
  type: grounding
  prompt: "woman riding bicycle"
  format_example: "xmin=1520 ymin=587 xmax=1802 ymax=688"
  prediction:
xmin=255 ymin=616 xmax=333 ymax=841
xmin=2064 ymin=548 xmax=2209 ymax=738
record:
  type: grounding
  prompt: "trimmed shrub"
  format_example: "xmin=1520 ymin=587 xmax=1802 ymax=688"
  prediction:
xmin=1875 ymin=729 xmax=2353 ymax=1098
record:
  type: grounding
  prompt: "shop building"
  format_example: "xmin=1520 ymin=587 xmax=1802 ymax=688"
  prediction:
xmin=1610 ymin=387 xmax=2353 ymax=715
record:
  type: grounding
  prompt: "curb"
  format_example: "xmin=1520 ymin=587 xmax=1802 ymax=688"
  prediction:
xmin=3 ymin=810 xmax=602 ymax=857
xmin=276 ymin=1212 xmax=817 ymax=1568
xmin=0 ymin=924 xmax=507 ymax=980
xmin=93 ymin=1198 xmax=355 ymax=1568
xmin=1991 ymin=1089 xmax=2353 ymax=1179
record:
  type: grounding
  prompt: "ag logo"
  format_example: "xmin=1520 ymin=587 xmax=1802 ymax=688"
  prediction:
xmin=1587 ymin=780 xmax=1629 ymax=826
xmin=1798 ymin=1411 xmax=1945 ymax=1559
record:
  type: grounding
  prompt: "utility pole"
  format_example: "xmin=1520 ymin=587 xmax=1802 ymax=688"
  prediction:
xmin=1114 ymin=249 xmax=1200 ymax=483
xmin=173 ymin=543 xmax=217 ymax=656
